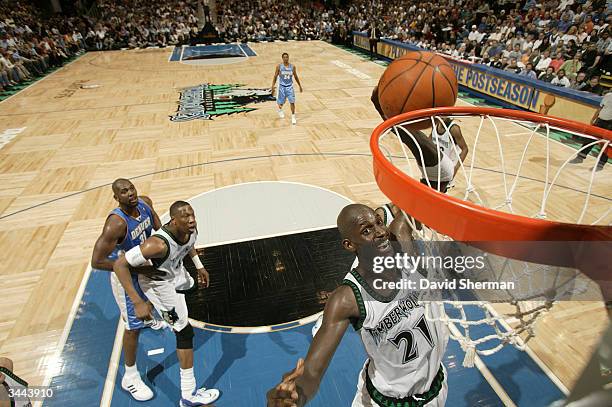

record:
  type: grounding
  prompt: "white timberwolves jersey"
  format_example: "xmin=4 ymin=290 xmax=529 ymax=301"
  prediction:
xmin=431 ymin=120 xmax=461 ymax=166
xmin=343 ymin=268 xmax=448 ymax=400
xmin=151 ymin=225 xmax=197 ymax=291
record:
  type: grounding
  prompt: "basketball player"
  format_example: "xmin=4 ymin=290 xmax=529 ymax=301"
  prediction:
xmin=311 ymin=203 xmax=402 ymax=337
xmin=113 ymin=201 xmax=220 ymax=406
xmin=91 ymin=178 xmax=162 ymax=401
xmin=271 ymin=52 xmax=303 ymax=125
xmin=371 ymin=86 xmax=468 ymax=193
xmin=0 ymin=357 xmax=31 ymax=407
xmin=267 ymin=203 xmax=449 ymax=407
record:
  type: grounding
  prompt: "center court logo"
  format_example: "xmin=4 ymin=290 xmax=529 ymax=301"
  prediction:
xmin=170 ymin=83 xmax=275 ymax=122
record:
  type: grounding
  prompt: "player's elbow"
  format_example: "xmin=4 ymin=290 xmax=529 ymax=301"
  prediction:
xmin=91 ymin=254 xmax=105 ymax=270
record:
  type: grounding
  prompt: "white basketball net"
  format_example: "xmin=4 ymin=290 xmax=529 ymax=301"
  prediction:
xmin=377 ymin=112 xmax=611 ymax=367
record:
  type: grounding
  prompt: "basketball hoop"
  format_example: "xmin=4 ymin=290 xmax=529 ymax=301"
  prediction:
xmin=370 ymin=106 xmax=612 ymax=366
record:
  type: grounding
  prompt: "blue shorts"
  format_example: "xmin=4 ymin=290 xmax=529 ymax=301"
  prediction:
xmin=277 ymin=85 xmax=295 ymax=104
xmin=111 ymin=272 xmax=148 ymax=330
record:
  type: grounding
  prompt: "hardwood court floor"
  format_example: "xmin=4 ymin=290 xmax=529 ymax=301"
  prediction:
xmin=0 ymin=41 xmax=608 ymax=395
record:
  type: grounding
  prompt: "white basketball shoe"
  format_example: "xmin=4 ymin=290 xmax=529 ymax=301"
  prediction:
xmin=179 ymin=387 xmax=220 ymax=406
xmin=121 ymin=374 xmax=154 ymax=401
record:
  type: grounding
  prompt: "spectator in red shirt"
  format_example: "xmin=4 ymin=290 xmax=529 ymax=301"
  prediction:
xmin=549 ymin=51 xmax=566 ymax=72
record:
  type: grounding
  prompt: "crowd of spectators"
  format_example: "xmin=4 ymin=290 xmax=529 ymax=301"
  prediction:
xmin=0 ymin=0 xmax=610 ymax=96
xmin=355 ymin=0 xmax=611 ymax=94
xmin=0 ymin=1 xmax=85 ymax=93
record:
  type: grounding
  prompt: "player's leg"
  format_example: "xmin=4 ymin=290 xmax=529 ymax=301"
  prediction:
xmin=370 ymin=86 xmax=441 ymax=168
xmin=110 ymin=274 xmax=154 ymax=401
xmin=140 ymin=277 xmax=220 ymax=406
xmin=277 ymin=86 xmax=286 ymax=118
xmin=288 ymin=86 xmax=296 ymax=124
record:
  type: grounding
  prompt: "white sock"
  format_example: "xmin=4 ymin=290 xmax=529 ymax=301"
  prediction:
xmin=180 ymin=367 xmax=196 ymax=399
xmin=292 ymin=114 xmax=296 ymax=118
xmin=124 ymin=363 xmax=139 ymax=379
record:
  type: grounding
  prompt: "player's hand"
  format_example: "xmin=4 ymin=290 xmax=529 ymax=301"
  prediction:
xmin=197 ymin=267 xmax=210 ymax=288
xmin=134 ymin=300 xmax=153 ymax=320
xmin=266 ymin=359 xmax=304 ymax=406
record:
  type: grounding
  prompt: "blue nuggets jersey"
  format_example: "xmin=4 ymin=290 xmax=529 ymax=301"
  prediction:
xmin=109 ymin=198 xmax=154 ymax=259
xmin=279 ymin=63 xmax=293 ymax=87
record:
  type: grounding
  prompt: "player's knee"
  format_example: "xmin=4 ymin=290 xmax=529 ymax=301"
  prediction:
xmin=0 ymin=357 xmax=13 ymax=372
xmin=175 ymin=323 xmax=194 ymax=349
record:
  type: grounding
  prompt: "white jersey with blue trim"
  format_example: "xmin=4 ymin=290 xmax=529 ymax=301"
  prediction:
xmin=150 ymin=225 xmax=197 ymax=291
xmin=431 ymin=120 xmax=461 ymax=167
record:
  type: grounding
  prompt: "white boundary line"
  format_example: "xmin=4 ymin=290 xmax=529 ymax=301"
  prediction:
xmin=37 ymin=265 xmax=93 ymax=406
xmin=100 ymin=320 xmax=125 ymax=407
xmin=167 ymin=45 xmax=184 ymax=62
xmin=0 ymin=53 xmax=84 ymax=105
xmin=190 ymin=311 xmax=323 ymax=333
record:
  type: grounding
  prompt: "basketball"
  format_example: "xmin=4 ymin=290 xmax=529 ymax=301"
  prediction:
xmin=377 ymin=51 xmax=458 ymax=120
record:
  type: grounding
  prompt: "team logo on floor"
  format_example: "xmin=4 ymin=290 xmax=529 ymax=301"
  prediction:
xmin=170 ymin=83 xmax=274 ymax=122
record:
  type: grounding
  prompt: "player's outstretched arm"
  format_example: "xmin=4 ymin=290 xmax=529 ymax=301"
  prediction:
xmin=139 ymin=195 xmax=162 ymax=230
xmin=451 ymin=124 xmax=469 ymax=175
xmin=113 ymin=236 xmax=167 ymax=319
xmin=267 ymin=285 xmax=359 ymax=406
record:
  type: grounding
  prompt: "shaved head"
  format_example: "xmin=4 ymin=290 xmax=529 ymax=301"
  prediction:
xmin=170 ymin=200 xmax=191 ymax=218
xmin=337 ymin=204 xmax=375 ymax=239
xmin=112 ymin=178 xmax=132 ymax=195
